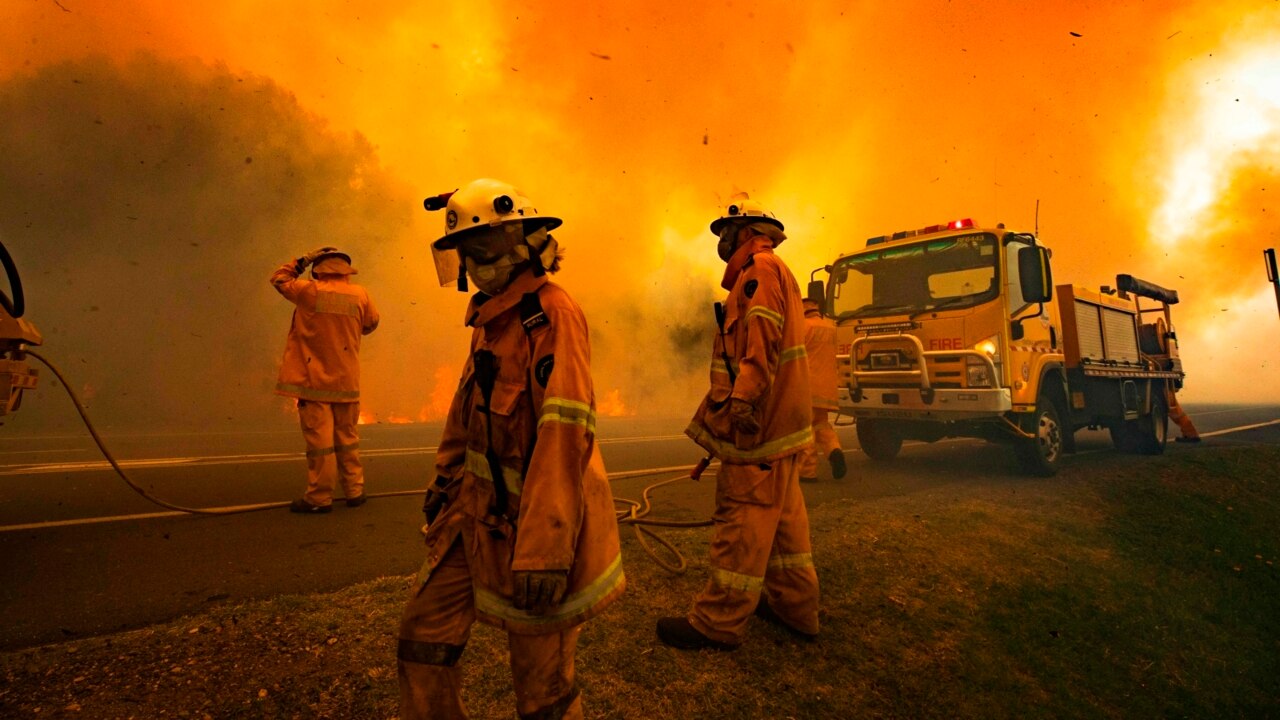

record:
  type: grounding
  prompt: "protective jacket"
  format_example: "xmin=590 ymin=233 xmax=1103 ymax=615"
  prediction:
xmin=687 ymin=238 xmax=813 ymax=463
xmin=271 ymin=262 xmax=379 ymax=402
xmin=418 ymin=270 xmax=624 ymax=635
xmin=804 ymin=308 xmax=839 ymax=411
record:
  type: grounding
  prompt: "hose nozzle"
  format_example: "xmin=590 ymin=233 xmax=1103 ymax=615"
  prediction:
xmin=690 ymin=456 xmax=712 ymax=481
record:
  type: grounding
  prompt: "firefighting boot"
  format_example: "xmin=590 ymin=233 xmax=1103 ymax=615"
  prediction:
xmin=656 ymin=618 xmax=736 ymax=651
xmin=289 ymin=498 xmax=333 ymax=514
xmin=754 ymin=598 xmax=818 ymax=641
xmin=828 ymin=449 xmax=847 ymax=480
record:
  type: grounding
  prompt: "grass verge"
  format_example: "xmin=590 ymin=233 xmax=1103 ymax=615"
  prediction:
xmin=2 ymin=446 xmax=1277 ymax=718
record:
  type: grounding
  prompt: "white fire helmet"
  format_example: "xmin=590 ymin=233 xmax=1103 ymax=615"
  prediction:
xmin=424 ymin=179 xmax=562 ymax=290
xmin=310 ymin=249 xmax=357 ymax=277
xmin=709 ymin=192 xmax=785 ymax=243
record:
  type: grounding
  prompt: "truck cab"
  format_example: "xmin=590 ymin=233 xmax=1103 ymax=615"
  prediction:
xmin=818 ymin=218 xmax=1182 ymax=475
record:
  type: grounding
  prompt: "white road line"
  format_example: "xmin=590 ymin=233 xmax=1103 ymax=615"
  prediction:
xmin=1190 ymin=407 xmax=1264 ymax=417
xmin=1200 ymin=419 xmax=1280 ymax=438
xmin=0 ymin=435 xmax=693 ymax=476
xmin=0 ymin=461 xmax=714 ymax=533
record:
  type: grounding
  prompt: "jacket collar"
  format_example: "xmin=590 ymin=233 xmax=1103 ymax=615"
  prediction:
xmin=720 ymin=236 xmax=775 ymax=291
xmin=465 ymin=270 xmax=549 ymax=328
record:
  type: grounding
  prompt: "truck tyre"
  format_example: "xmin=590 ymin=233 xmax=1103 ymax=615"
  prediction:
xmin=1015 ymin=394 xmax=1063 ymax=477
xmin=1134 ymin=391 xmax=1169 ymax=455
xmin=857 ymin=419 xmax=902 ymax=461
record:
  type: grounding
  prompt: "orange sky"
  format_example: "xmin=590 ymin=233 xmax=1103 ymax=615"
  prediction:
xmin=2 ymin=0 xmax=1278 ymax=424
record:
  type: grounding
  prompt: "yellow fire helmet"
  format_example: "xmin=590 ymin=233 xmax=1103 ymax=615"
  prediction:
xmin=709 ymin=191 xmax=785 ymax=240
xmin=428 ymin=178 xmax=561 ymax=251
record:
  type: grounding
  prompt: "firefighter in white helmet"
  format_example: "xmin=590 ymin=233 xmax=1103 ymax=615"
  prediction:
xmin=657 ymin=193 xmax=821 ymax=650
xmin=399 ymin=179 xmax=624 ymax=720
xmin=270 ymin=248 xmax=379 ymax=514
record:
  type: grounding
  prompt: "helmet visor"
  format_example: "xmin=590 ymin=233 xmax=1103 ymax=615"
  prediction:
xmin=430 ymin=244 xmax=461 ymax=287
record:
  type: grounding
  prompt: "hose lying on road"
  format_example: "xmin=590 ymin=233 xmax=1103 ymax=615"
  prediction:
xmin=28 ymin=348 xmax=718 ymax=568
xmin=613 ymin=464 xmax=717 ymax=574
xmin=26 ymin=348 xmax=424 ymax=516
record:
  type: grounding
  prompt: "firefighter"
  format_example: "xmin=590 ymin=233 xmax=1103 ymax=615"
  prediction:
xmin=400 ymin=179 xmax=624 ymax=720
xmin=799 ymin=296 xmax=847 ymax=483
xmin=1167 ymin=384 xmax=1200 ymax=443
xmin=271 ymin=247 xmax=380 ymax=514
xmin=657 ymin=193 xmax=820 ymax=650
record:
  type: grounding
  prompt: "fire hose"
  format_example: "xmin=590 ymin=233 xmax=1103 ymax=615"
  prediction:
xmin=614 ymin=456 xmax=716 ymax=574
xmin=26 ymin=347 xmax=717 ymax=571
xmin=25 ymin=348 xmax=426 ymax=516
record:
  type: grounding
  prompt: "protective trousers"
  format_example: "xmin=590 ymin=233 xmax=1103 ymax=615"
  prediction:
xmin=689 ymin=454 xmax=820 ymax=645
xmin=298 ymin=400 xmax=364 ymax=507
xmin=398 ymin=541 xmax=583 ymax=720
xmin=799 ymin=409 xmax=842 ymax=479
xmin=1165 ymin=388 xmax=1199 ymax=440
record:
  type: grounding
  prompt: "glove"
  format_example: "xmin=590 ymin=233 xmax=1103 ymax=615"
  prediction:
xmin=422 ymin=476 xmax=450 ymax=525
xmin=729 ymin=398 xmax=761 ymax=435
xmin=512 ymin=570 xmax=569 ymax=616
xmin=297 ymin=246 xmax=338 ymax=270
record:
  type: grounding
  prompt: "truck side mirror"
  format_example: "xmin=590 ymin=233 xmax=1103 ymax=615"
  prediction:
xmin=806 ymin=279 xmax=826 ymax=304
xmin=1018 ymin=246 xmax=1053 ymax=303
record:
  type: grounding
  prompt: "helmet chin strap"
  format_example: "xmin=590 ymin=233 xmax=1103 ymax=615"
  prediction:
xmin=456 ymin=261 xmax=469 ymax=292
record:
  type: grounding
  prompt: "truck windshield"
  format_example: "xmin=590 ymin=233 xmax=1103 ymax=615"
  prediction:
xmin=830 ymin=233 xmax=999 ymax=319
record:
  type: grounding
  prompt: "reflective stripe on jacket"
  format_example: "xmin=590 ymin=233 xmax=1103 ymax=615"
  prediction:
xmin=271 ymin=262 xmax=379 ymax=402
xmin=804 ymin=310 xmax=839 ymax=410
xmin=687 ymin=241 xmax=813 ymax=464
xmin=418 ymin=270 xmax=624 ymax=635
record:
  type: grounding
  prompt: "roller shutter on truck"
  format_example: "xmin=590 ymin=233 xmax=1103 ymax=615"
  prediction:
xmin=1058 ymin=285 xmax=1142 ymax=368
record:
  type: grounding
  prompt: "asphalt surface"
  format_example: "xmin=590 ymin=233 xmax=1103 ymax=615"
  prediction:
xmin=1 ymin=404 xmax=1276 ymax=650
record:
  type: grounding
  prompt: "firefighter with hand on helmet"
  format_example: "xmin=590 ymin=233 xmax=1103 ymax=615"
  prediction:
xmin=271 ymin=247 xmax=380 ymax=513
xmin=399 ymin=179 xmax=624 ymax=720
xmin=657 ymin=193 xmax=821 ymax=650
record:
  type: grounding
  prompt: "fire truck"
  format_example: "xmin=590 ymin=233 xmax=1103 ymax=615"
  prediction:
xmin=812 ymin=218 xmax=1185 ymax=476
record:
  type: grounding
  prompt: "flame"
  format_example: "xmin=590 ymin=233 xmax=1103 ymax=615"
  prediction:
xmin=357 ymin=410 xmax=377 ymax=425
xmin=387 ymin=413 xmax=414 ymax=424
xmin=596 ymin=389 xmax=634 ymax=418
xmin=418 ymin=365 xmax=458 ymax=422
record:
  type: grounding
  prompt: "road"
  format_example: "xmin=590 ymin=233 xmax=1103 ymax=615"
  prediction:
xmin=1 ymin=404 xmax=1277 ymax=650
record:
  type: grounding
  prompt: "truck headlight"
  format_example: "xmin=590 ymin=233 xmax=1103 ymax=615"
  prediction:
xmin=966 ymin=359 xmax=993 ymax=388
xmin=967 ymin=335 xmax=1002 ymax=388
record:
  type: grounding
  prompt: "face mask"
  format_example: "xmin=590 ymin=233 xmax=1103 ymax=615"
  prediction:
xmin=717 ymin=224 xmax=741 ymax=262
xmin=464 ymin=250 xmax=527 ymax=295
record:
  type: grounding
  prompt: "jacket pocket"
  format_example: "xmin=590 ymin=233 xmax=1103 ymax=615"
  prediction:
xmin=488 ymin=379 xmax=526 ymax=416
xmin=717 ymin=462 xmax=776 ymax=506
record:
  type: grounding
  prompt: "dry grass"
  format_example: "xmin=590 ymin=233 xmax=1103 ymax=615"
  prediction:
xmin=2 ymin=446 xmax=1277 ymax=719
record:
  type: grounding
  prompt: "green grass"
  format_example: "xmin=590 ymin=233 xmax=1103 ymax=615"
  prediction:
xmin=2 ymin=446 xmax=1277 ymax=719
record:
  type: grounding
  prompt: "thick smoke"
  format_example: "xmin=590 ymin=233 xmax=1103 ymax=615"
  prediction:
xmin=0 ymin=54 xmax=467 ymax=432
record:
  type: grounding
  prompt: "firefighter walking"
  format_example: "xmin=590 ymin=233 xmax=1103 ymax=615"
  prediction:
xmin=399 ymin=179 xmax=624 ymax=720
xmin=658 ymin=193 xmax=820 ymax=650
xmin=271 ymin=247 xmax=380 ymax=514
xmin=799 ymin=296 xmax=847 ymax=482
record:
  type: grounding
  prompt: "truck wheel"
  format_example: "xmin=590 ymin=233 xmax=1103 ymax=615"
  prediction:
xmin=1015 ymin=395 xmax=1063 ymax=477
xmin=1134 ymin=392 xmax=1169 ymax=455
xmin=856 ymin=419 xmax=902 ymax=461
